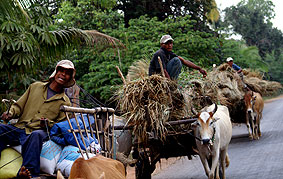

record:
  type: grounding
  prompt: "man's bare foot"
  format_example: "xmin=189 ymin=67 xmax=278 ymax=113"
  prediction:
xmin=18 ymin=166 xmax=31 ymax=179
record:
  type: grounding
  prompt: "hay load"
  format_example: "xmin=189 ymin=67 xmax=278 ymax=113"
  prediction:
xmin=180 ymin=63 xmax=282 ymax=123
xmin=115 ymin=60 xmax=282 ymax=142
xmin=115 ymin=74 xmax=188 ymax=142
xmin=183 ymin=63 xmax=245 ymax=110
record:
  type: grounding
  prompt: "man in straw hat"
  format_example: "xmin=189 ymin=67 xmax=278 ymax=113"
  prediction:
xmin=0 ymin=60 xmax=75 ymax=178
xmin=149 ymin=34 xmax=207 ymax=80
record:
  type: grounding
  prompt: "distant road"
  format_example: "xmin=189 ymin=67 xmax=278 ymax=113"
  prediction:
xmin=153 ymin=97 xmax=283 ymax=179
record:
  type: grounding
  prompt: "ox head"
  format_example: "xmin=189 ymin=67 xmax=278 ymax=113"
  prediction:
xmin=191 ymin=104 xmax=219 ymax=145
xmin=244 ymin=91 xmax=257 ymax=115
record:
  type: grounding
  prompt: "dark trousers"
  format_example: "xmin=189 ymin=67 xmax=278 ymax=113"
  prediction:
xmin=166 ymin=57 xmax=182 ymax=80
xmin=0 ymin=124 xmax=47 ymax=177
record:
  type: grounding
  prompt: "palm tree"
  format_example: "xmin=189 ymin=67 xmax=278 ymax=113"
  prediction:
xmin=0 ymin=0 xmax=124 ymax=79
xmin=206 ymin=0 xmax=220 ymax=25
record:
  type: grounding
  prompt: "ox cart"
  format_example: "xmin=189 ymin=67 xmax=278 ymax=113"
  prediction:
xmin=60 ymin=105 xmax=200 ymax=179
xmin=114 ymin=116 xmax=200 ymax=179
xmin=60 ymin=105 xmax=201 ymax=179
xmin=60 ymin=105 xmax=223 ymax=179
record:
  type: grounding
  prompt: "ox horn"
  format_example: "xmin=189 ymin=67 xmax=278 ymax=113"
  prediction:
xmin=212 ymin=103 xmax=218 ymax=115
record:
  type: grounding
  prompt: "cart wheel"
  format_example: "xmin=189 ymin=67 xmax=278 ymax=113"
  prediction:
xmin=135 ymin=151 xmax=151 ymax=179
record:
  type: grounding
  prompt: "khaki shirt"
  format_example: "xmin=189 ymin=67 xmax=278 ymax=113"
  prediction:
xmin=9 ymin=81 xmax=71 ymax=134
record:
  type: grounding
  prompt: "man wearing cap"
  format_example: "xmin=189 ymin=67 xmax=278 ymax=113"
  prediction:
xmin=149 ymin=34 xmax=207 ymax=80
xmin=0 ymin=60 xmax=75 ymax=178
xmin=226 ymin=57 xmax=242 ymax=74
xmin=226 ymin=57 xmax=245 ymax=80
xmin=226 ymin=57 xmax=250 ymax=90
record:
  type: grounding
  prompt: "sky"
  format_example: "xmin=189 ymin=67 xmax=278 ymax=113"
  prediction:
xmin=216 ymin=0 xmax=283 ymax=31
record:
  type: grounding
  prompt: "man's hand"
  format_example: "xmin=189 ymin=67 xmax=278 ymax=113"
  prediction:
xmin=199 ymin=68 xmax=207 ymax=78
xmin=1 ymin=112 xmax=12 ymax=123
xmin=237 ymin=69 xmax=243 ymax=73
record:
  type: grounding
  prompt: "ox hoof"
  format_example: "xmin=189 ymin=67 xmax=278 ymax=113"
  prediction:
xmin=249 ymin=135 xmax=253 ymax=140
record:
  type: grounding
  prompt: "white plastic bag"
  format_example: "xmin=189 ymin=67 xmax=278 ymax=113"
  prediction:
xmin=56 ymin=145 xmax=96 ymax=177
xmin=40 ymin=140 xmax=63 ymax=175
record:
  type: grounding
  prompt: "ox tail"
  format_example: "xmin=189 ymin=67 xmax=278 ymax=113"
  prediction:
xmin=225 ymin=154 xmax=230 ymax=168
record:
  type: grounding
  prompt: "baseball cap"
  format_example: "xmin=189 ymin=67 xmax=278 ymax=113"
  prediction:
xmin=49 ymin=60 xmax=76 ymax=88
xmin=226 ymin=57 xmax=233 ymax=62
xmin=160 ymin=35 xmax=174 ymax=44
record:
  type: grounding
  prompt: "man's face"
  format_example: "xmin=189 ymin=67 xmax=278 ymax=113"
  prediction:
xmin=161 ymin=40 xmax=173 ymax=51
xmin=228 ymin=61 xmax=233 ymax=67
xmin=54 ymin=66 xmax=72 ymax=86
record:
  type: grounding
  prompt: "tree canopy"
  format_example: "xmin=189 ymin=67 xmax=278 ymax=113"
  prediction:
xmin=116 ymin=0 xmax=219 ymax=29
xmin=222 ymin=0 xmax=283 ymax=57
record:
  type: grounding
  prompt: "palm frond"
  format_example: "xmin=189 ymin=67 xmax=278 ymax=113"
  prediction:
xmin=84 ymin=30 xmax=125 ymax=49
xmin=0 ymin=0 xmax=30 ymax=22
xmin=206 ymin=0 xmax=220 ymax=23
xmin=0 ymin=0 xmax=125 ymax=72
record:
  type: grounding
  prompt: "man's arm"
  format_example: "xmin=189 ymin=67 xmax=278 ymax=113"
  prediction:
xmin=232 ymin=63 xmax=242 ymax=73
xmin=178 ymin=56 xmax=207 ymax=77
xmin=1 ymin=84 xmax=32 ymax=122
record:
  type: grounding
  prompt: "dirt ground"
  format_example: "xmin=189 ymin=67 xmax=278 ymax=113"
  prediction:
xmin=264 ymin=94 xmax=283 ymax=103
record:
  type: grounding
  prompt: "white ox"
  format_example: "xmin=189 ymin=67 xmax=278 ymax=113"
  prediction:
xmin=192 ymin=104 xmax=232 ymax=179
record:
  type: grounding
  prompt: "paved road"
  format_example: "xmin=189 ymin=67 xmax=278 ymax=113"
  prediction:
xmin=153 ymin=98 xmax=283 ymax=179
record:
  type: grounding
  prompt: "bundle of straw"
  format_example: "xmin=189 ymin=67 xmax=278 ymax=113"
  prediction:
xmin=115 ymin=75 xmax=186 ymax=143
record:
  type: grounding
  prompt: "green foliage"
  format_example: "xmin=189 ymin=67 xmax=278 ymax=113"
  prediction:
xmin=221 ymin=0 xmax=283 ymax=83
xmin=238 ymin=0 xmax=275 ymax=22
xmin=80 ymin=60 xmax=122 ymax=100
xmin=222 ymin=0 xmax=283 ymax=57
xmin=221 ymin=39 xmax=268 ymax=72
xmin=55 ymin=6 xmax=224 ymax=102
xmin=0 ymin=0 xmax=82 ymax=82
xmin=55 ymin=2 xmax=126 ymax=102
xmin=116 ymin=0 xmax=219 ymax=28
xmin=265 ymin=51 xmax=283 ymax=83
xmin=118 ymin=15 xmax=223 ymax=67
xmin=56 ymin=1 xmax=121 ymax=31
xmin=0 ymin=0 xmax=123 ymax=112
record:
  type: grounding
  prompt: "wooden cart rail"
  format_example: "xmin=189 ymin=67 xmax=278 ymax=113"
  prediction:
xmin=60 ymin=105 xmax=115 ymax=113
xmin=60 ymin=105 xmax=115 ymax=160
